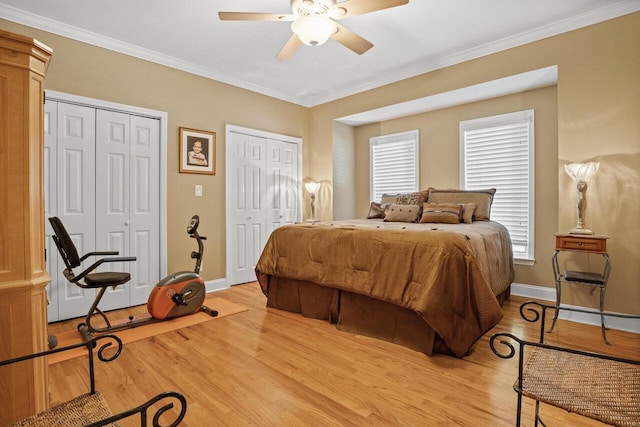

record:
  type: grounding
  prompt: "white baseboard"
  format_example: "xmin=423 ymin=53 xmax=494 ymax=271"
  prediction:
xmin=511 ymin=283 xmax=640 ymax=334
xmin=205 ymin=278 xmax=229 ymax=293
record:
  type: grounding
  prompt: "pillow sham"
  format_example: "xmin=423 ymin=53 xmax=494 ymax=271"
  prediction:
xmin=384 ymin=204 xmax=421 ymax=223
xmin=367 ymin=202 xmax=391 ymax=219
xmin=460 ymin=203 xmax=477 ymax=224
xmin=419 ymin=203 xmax=462 ymax=224
xmin=427 ymin=188 xmax=496 ymax=221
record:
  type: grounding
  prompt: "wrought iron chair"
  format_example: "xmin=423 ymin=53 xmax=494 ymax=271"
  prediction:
xmin=0 ymin=334 xmax=186 ymax=426
xmin=490 ymin=301 xmax=639 ymax=426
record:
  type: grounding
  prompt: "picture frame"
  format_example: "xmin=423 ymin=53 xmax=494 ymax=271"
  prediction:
xmin=179 ymin=127 xmax=216 ymax=175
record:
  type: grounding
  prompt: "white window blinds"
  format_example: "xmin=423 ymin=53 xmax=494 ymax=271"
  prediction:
xmin=370 ymin=130 xmax=419 ymax=202
xmin=460 ymin=110 xmax=534 ymax=260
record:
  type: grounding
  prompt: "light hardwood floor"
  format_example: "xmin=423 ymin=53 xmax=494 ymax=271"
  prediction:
xmin=47 ymin=282 xmax=639 ymax=426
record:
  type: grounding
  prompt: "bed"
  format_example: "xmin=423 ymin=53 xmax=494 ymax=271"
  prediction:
xmin=255 ymin=189 xmax=515 ymax=357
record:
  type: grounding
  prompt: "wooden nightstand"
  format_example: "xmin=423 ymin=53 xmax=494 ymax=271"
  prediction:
xmin=549 ymin=233 xmax=611 ymax=343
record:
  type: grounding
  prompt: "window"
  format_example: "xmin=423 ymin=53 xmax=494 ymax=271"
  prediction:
xmin=370 ymin=130 xmax=419 ymax=202
xmin=460 ymin=110 xmax=534 ymax=261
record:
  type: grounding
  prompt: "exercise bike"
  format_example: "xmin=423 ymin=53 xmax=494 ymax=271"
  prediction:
xmin=49 ymin=214 xmax=217 ymax=341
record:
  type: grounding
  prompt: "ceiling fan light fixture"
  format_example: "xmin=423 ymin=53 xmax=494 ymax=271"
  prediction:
xmin=291 ymin=15 xmax=337 ymax=46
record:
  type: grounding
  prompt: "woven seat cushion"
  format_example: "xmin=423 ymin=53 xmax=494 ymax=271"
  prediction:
xmin=520 ymin=347 xmax=640 ymax=426
xmin=10 ymin=392 xmax=118 ymax=427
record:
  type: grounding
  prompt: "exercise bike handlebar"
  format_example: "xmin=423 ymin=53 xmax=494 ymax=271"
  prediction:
xmin=190 ymin=230 xmax=205 ymax=275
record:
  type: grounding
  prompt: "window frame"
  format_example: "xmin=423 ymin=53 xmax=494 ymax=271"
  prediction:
xmin=460 ymin=110 xmax=535 ymax=263
xmin=369 ymin=129 xmax=420 ymax=203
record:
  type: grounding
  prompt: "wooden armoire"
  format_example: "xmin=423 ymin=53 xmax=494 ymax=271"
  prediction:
xmin=0 ymin=29 xmax=53 ymax=425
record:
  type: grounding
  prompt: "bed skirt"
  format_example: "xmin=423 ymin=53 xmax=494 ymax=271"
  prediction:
xmin=263 ymin=276 xmax=510 ymax=357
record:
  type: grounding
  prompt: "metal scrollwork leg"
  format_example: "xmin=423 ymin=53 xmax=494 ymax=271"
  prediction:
xmin=548 ymin=251 xmax=561 ymax=333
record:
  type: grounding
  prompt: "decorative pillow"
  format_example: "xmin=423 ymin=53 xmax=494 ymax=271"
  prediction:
xmin=367 ymin=202 xmax=391 ymax=219
xmin=427 ymin=188 xmax=496 ymax=221
xmin=396 ymin=192 xmax=427 ymax=206
xmin=419 ymin=203 xmax=462 ymax=224
xmin=383 ymin=204 xmax=421 ymax=223
xmin=460 ymin=203 xmax=477 ymax=224
xmin=380 ymin=194 xmax=398 ymax=205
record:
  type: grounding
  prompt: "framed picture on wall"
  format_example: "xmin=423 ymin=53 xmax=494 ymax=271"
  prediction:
xmin=179 ymin=127 xmax=216 ymax=175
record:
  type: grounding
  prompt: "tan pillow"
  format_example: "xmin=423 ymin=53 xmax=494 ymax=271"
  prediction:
xmin=460 ymin=203 xmax=477 ymax=224
xmin=367 ymin=202 xmax=390 ymax=219
xmin=427 ymin=188 xmax=496 ymax=221
xmin=380 ymin=194 xmax=398 ymax=204
xmin=420 ymin=203 xmax=462 ymax=224
xmin=384 ymin=204 xmax=421 ymax=223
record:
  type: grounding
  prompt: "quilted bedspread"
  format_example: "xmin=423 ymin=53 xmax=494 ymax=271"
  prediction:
xmin=255 ymin=220 xmax=514 ymax=357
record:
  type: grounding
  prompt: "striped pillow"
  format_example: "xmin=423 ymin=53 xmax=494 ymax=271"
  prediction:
xmin=419 ymin=203 xmax=462 ymax=224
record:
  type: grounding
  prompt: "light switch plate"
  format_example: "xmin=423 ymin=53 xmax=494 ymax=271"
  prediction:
xmin=195 ymin=185 xmax=202 ymax=197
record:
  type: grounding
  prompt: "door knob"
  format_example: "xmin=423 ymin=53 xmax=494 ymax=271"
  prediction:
xmin=247 ymin=216 xmax=253 ymax=220
xmin=124 ymin=221 xmax=130 ymax=226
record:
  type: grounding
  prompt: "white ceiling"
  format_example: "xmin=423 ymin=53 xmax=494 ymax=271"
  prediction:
xmin=1 ymin=0 xmax=638 ymax=107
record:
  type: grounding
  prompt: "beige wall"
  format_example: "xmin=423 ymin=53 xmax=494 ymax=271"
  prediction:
xmin=0 ymin=19 xmax=309 ymax=281
xmin=2 ymin=12 xmax=638 ymax=314
xmin=310 ymin=12 xmax=639 ymax=315
xmin=353 ymin=86 xmax=558 ymax=290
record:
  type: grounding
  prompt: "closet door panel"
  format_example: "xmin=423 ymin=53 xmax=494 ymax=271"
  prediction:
xmin=266 ymin=139 xmax=299 ymax=233
xmin=96 ymin=110 xmax=131 ymax=311
xmin=129 ymin=115 xmax=160 ymax=305
xmin=56 ymin=103 xmax=96 ymax=320
xmin=226 ymin=133 xmax=267 ymax=285
xmin=43 ymin=100 xmax=58 ymax=322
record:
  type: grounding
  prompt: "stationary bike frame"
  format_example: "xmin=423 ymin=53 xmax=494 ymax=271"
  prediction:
xmin=49 ymin=215 xmax=217 ymax=341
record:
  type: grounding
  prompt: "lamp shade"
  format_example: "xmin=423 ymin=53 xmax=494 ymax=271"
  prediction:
xmin=291 ymin=15 xmax=337 ymax=46
xmin=305 ymin=181 xmax=319 ymax=194
xmin=564 ymin=162 xmax=600 ymax=182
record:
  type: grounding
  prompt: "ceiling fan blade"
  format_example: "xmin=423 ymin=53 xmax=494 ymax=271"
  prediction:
xmin=218 ymin=12 xmax=295 ymax=21
xmin=276 ymin=34 xmax=303 ymax=61
xmin=331 ymin=23 xmax=373 ymax=55
xmin=330 ymin=0 xmax=409 ymax=20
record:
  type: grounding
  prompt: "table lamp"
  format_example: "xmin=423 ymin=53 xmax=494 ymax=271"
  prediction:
xmin=305 ymin=180 xmax=319 ymax=221
xmin=564 ymin=162 xmax=599 ymax=235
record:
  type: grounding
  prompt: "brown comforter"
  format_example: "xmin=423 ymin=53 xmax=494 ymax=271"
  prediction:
xmin=256 ymin=220 xmax=514 ymax=357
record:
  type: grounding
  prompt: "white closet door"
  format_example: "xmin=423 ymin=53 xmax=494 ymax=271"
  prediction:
xmin=44 ymin=100 xmax=58 ymax=322
xmin=266 ymin=139 xmax=299 ymax=233
xmin=55 ymin=102 xmax=96 ymax=320
xmin=96 ymin=110 xmax=132 ymax=311
xmin=96 ymin=112 xmax=161 ymax=309
xmin=129 ymin=115 xmax=160 ymax=305
xmin=226 ymin=132 xmax=267 ymax=285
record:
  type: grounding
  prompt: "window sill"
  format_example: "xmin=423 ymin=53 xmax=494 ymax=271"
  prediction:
xmin=514 ymin=258 xmax=535 ymax=266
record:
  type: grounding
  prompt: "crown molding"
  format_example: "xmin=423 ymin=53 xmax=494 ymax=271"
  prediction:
xmin=0 ymin=3 xmax=302 ymax=105
xmin=1 ymin=1 xmax=638 ymax=107
xmin=308 ymin=0 xmax=640 ymax=106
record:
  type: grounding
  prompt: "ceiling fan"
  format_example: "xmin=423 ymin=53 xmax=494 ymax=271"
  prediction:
xmin=218 ymin=0 xmax=409 ymax=60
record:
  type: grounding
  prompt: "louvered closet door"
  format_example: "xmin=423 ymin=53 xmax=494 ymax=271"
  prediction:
xmin=55 ymin=102 xmax=97 ymax=320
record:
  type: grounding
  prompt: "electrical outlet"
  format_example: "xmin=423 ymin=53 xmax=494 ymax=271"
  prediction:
xmin=195 ymin=185 xmax=202 ymax=197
